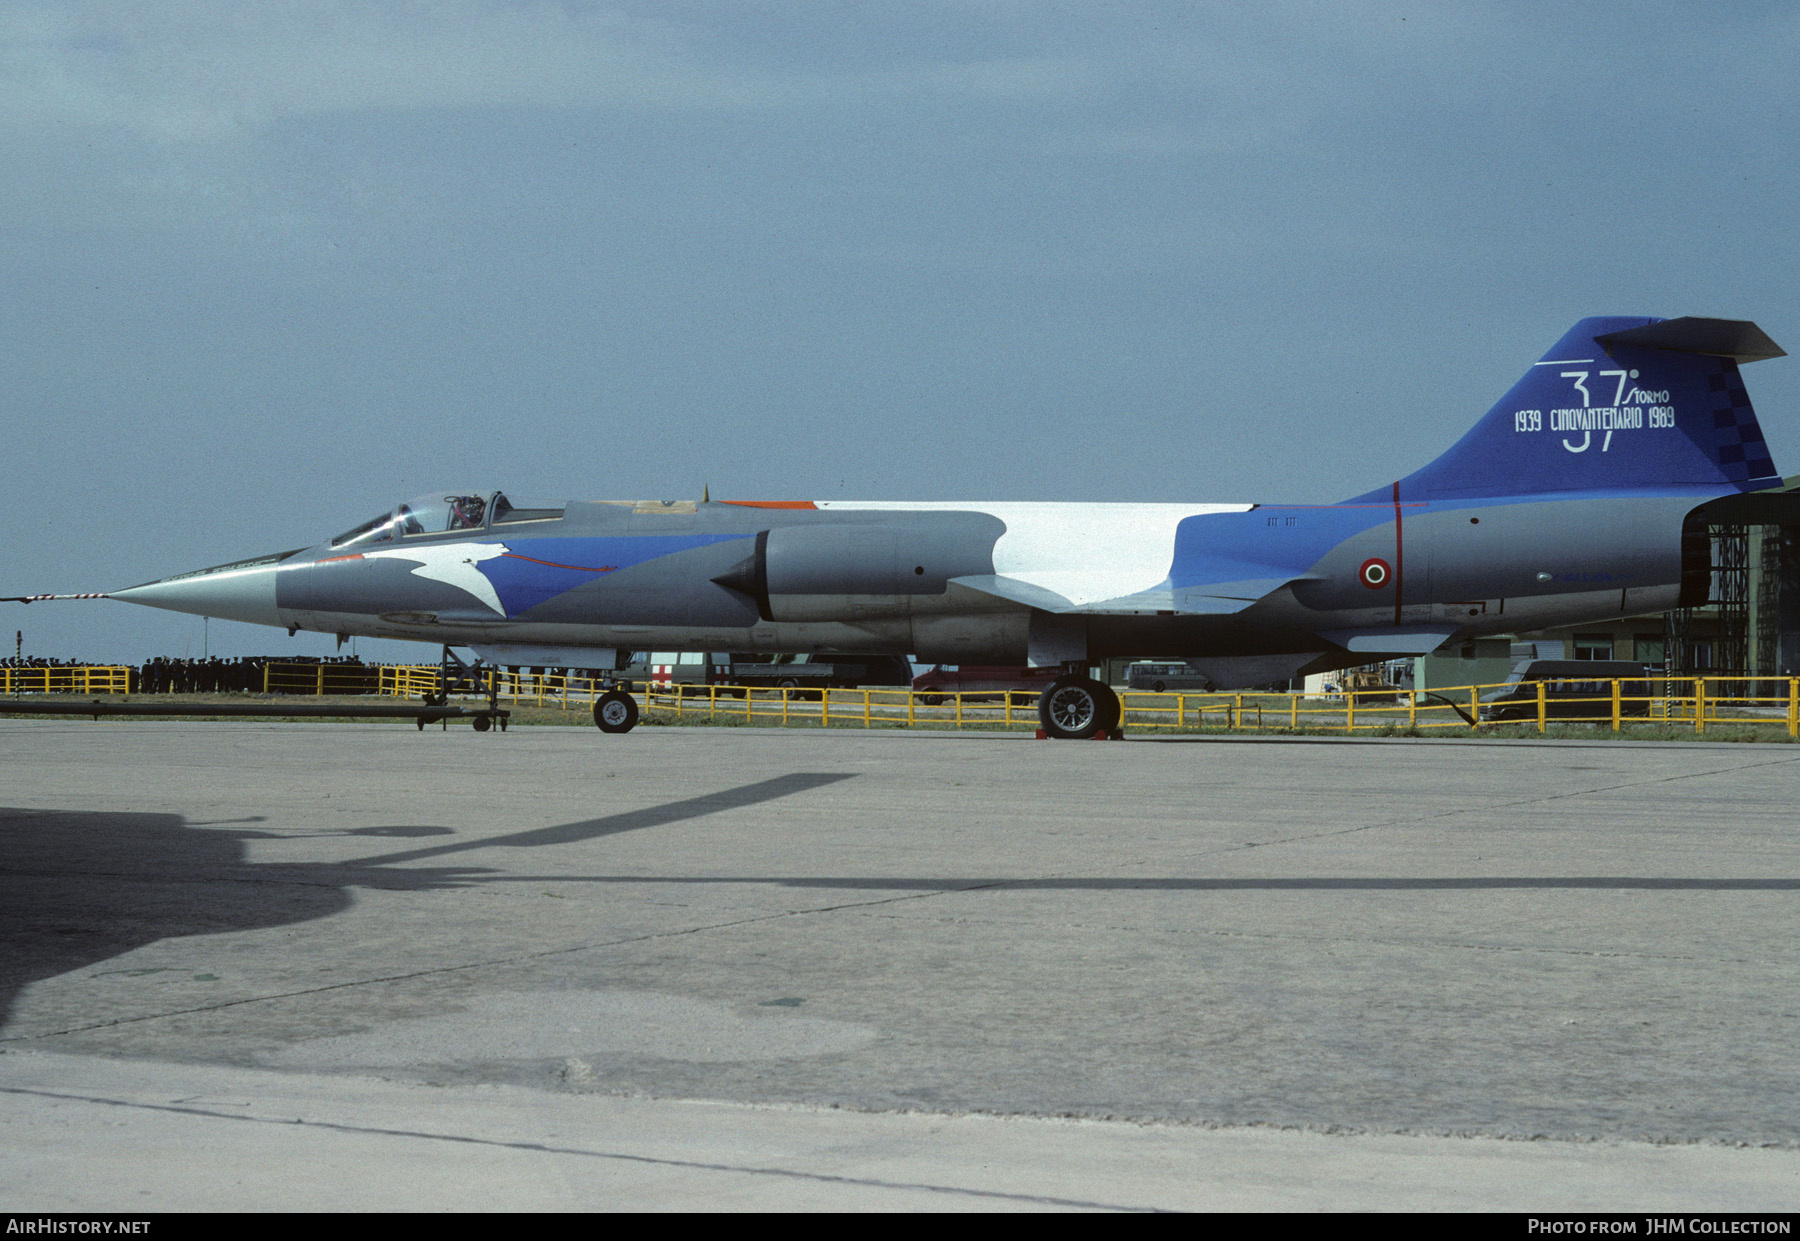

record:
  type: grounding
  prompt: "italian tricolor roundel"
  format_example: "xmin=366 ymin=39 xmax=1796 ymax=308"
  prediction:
xmin=1359 ymin=557 xmax=1392 ymax=589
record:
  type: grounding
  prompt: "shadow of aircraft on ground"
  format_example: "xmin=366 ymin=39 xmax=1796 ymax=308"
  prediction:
xmin=8 ymin=768 xmax=1793 ymax=1037
xmin=479 ymin=874 xmax=1800 ymax=892
xmin=0 ymin=772 xmax=856 ymax=1032
xmin=340 ymin=773 xmax=858 ymax=867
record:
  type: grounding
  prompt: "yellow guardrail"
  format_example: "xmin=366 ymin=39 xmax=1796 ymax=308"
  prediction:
xmin=260 ymin=663 xmax=384 ymax=696
xmin=640 ymin=682 xmax=1047 ymax=729
xmin=287 ymin=665 xmax=1800 ymax=739
xmin=0 ymin=666 xmax=131 ymax=695
xmin=9 ymin=663 xmax=1792 ymax=738
xmin=8 ymin=664 xmax=1791 ymax=741
xmin=1119 ymin=676 xmax=1800 ymax=737
xmin=626 ymin=678 xmax=1800 ymax=736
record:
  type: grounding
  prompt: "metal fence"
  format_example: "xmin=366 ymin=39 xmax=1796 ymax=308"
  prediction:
xmin=372 ymin=665 xmax=611 ymax=704
xmin=262 ymin=663 xmax=383 ymax=695
xmin=630 ymin=678 xmax=1800 ymax=736
xmin=0 ymin=666 xmax=131 ymax=695
xmin=11 ymin=665 xmax=1797 ymax=738
xmin=374 ymin=670 xmax=1800 ymax=737
xmin=1118 ymin=677 xmax=1800 ymax=736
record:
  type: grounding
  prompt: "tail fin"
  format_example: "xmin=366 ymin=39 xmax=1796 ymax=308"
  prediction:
xmin=1353 ymin=316 xmax=1786 ymax=503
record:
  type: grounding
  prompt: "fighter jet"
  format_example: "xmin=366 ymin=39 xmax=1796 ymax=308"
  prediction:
xmin=15 ymin=315 xmax=1788 ymax=738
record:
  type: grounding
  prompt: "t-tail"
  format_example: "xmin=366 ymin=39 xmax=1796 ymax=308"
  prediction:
xmin=1347 ymin=316 xmax=1786 ymax=505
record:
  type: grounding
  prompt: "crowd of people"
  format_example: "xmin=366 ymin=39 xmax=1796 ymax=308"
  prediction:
xmin=138 ymin=656 xmax=276 ymax=695
xmin=3 ymin=655 xmax=381 ymax=695
xmin=2 ymin=655 xmax=587 ymax=697
xmin=142 ymin=655 xmax=388 ymax=694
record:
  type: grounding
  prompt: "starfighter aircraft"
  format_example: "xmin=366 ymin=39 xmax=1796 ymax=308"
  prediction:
xmin=10 ymin=316 xmax=1790 ymax=738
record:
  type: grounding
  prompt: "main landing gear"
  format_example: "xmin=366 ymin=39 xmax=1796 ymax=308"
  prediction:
xmin=1036 ymin=675 xmax=1121 ymax=740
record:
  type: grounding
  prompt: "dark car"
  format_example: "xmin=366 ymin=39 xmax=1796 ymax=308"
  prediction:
xmin=910 ymin=664 xmax=1064 ymax=705
xmin=722 ymin=654 xmax=913 ymax=692
xmin=1479 ymin=660 xmax=1654 ymax=722
xmin=635 ymin=653 xmax=912 ymax=700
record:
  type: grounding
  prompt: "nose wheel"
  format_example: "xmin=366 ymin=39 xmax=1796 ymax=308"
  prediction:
xmin=594 ymin=689 xmax=640 ymax=734
xmin=1036 ymin=676 xmax=1120 ymax=740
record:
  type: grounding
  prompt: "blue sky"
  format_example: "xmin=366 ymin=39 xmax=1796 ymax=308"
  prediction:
xmin=4 ymin=1 xmax=1797 ymax=662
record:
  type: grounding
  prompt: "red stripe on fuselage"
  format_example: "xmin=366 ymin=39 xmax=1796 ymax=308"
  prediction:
xmin=501 ymin=553 xmax=618 ymax=573
xmin=1392 ymin=481 xmax=1404 ymax=626
xmin=718 ymin=500 xmax=818 ymax=509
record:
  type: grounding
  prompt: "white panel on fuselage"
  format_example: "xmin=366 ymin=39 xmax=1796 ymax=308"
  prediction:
xmin=816 ymin=501 xmax=1253 ymax=608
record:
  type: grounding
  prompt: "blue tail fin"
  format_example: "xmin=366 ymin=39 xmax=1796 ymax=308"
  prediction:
xmin=1351 ymin=316 xmax=1786 ymax=503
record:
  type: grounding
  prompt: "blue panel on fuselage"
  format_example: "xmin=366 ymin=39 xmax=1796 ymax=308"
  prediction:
xmin=477 ymin=535 xmax=745 ymax=617
xmin=1168 ymin=507 xmax=1389 ymax=589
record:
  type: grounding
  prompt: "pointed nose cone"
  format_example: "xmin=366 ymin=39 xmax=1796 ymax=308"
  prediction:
xmin=111 ymin=550 xmax=302 ymax=628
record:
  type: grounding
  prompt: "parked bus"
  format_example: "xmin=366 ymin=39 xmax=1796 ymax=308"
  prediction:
xmin=1480 ymin=660 xmax=1654 ymax=722
xmin=1123 ymin=661 xmax=1212 ymax=693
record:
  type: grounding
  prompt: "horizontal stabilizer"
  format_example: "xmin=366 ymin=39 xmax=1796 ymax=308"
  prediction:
xmin=1320 ymin=626 xmax=1459 ymax=655
xmin=1596 ymin=317 xmax=1786 ymax=363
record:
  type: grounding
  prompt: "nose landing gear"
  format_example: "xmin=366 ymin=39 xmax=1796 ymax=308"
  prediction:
xmin=594 ymin=688 xmax=639 ymax=734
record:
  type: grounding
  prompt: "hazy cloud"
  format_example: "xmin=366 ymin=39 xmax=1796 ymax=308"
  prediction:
xmin=0 ymin=1 xmax=1126 ymax=142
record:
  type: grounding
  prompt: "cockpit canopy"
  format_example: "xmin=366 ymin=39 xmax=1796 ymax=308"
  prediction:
xmin=330 ymin=491 xmax=566 ymax=549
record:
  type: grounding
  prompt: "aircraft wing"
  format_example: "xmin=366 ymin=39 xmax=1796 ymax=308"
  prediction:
xmin=1319 ymin=626 xmax=1460 ymax=654
xmin=948 ymin=573 xmax=1316 ymax=616
xmin=946 ymin=575 xmax=1077 ymax=612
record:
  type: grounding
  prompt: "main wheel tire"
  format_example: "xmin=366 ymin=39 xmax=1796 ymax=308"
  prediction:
xmin=594 ymin=689 xmax=639 ymax=734
xmin=1038 ymin=677 xmax=1108 ymax=740
xmin=1096 ymin=682 xmax=1122 ymax=733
